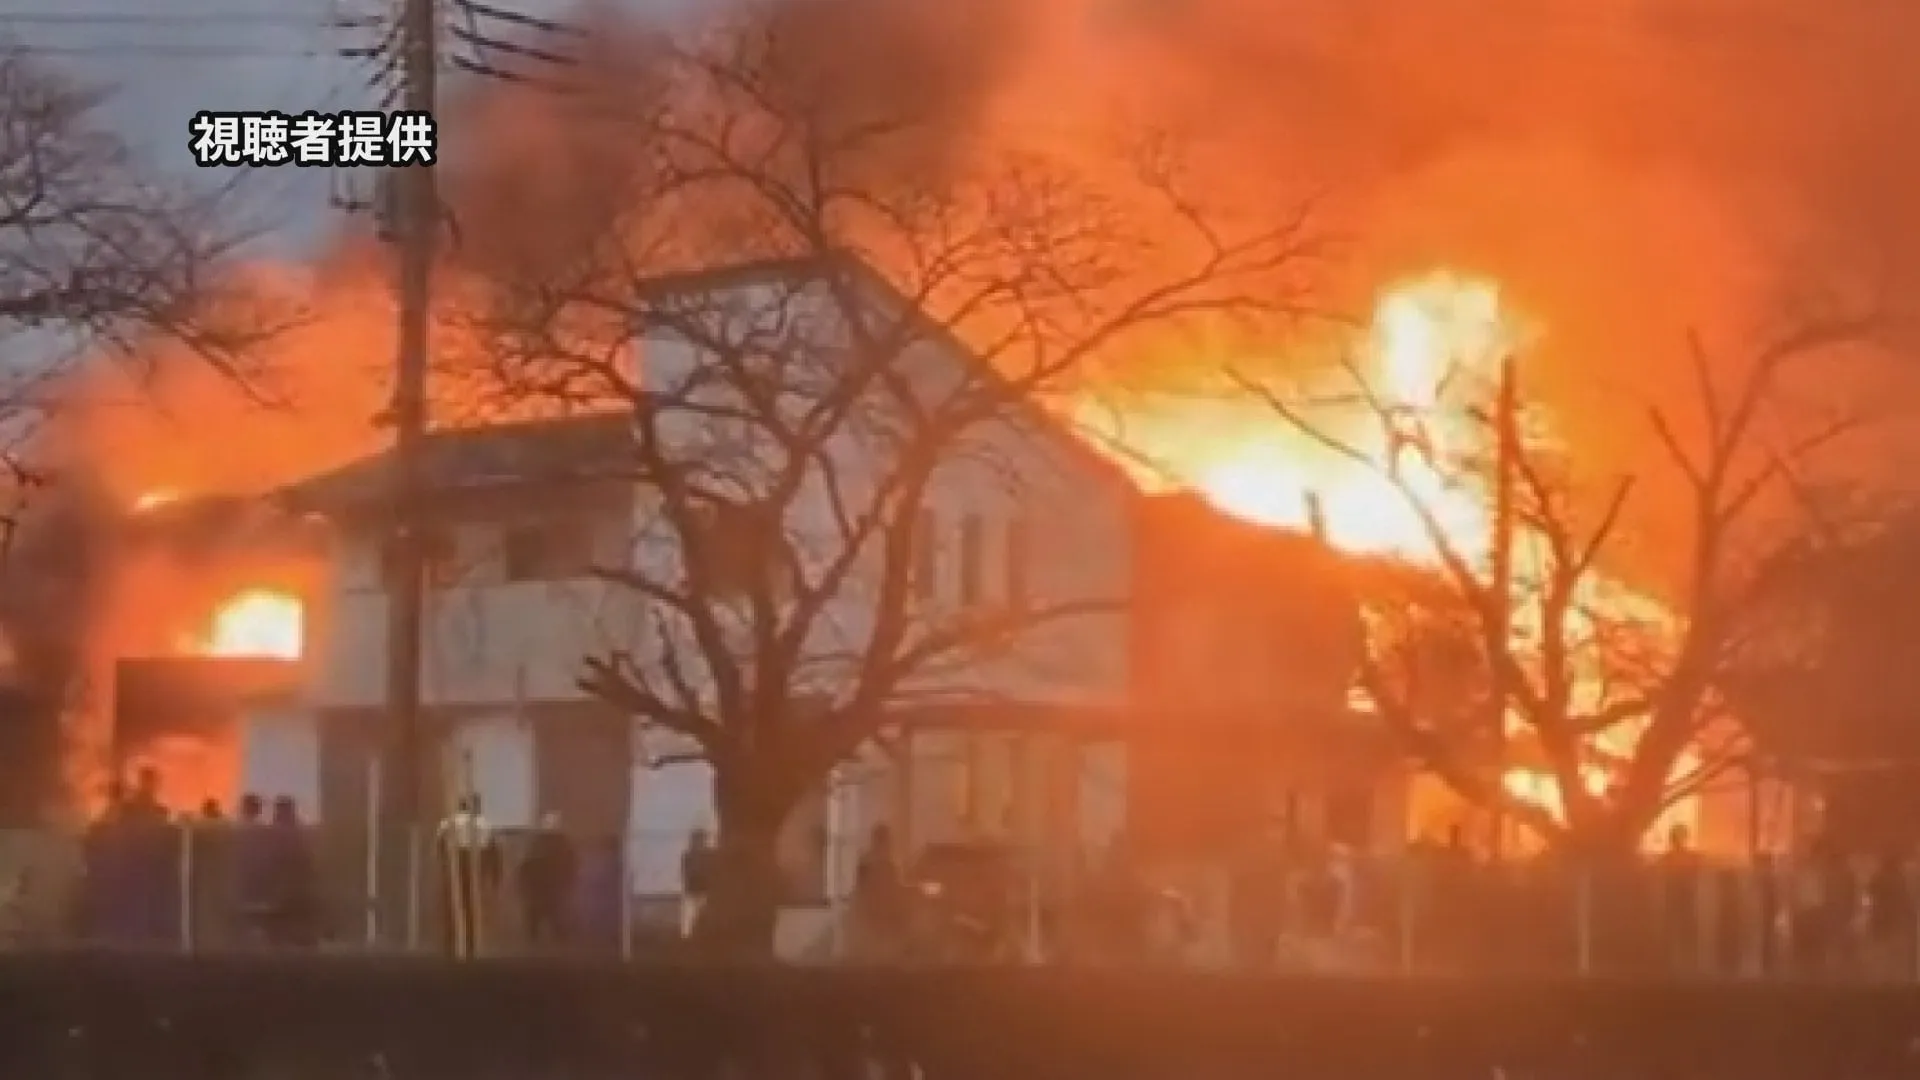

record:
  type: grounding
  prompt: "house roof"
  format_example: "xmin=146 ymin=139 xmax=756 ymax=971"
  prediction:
xmin=277 ymin=412 xmax=635 ymax=515
xmin=634 ymin=250 xmax=1143 ymax=496
xmin=279 ymin=250 xmax=1151 ymax=515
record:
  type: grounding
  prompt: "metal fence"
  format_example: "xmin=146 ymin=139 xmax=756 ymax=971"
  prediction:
xmin=4 ymin=823 xmax=1918 ymax=979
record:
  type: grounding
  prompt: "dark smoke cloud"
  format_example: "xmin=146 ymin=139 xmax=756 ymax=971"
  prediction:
xmin=483 ymin=0 xmax=1920 ymax=348
xmin=1002 ymin=0 xmax=1920 ymax=462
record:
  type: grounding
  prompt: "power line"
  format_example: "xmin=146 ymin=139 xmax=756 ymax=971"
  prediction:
xmin=14 ymin=43 xmax=347 ymax=59
xmin=0 ymin=14 xmax=374 ymax=38
xmin=0 ymin=11 xmax=336 ymax=24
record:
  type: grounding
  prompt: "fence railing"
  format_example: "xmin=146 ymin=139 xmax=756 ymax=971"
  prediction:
xmin=3 ymin=824 xmax=1915 ymax=979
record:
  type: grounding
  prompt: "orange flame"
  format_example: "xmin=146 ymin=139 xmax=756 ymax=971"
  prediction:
xmin=1198 ymin=272 xmax=1510 ymax=557
xmin=1196 ymin=272 xmax=1699 ymax=844
xmin=201 ymin=589 xmax=304 ymax=660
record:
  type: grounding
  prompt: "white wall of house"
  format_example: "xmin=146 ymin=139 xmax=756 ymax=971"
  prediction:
xmin=445 ymin=713 xmax=537 ymax=829
xmin=310 ymin=510 xmax=648 ymax=710
xmin=237 ymin=705 xmax=322 ymax=816
xmin=631 ymin=275 xmax=1135 ymax=716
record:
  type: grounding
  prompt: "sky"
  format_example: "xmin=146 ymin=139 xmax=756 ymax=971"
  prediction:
xmin=2 ymin=0 xmax=681 ymax=255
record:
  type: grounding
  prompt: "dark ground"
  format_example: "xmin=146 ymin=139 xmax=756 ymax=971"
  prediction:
xmin=3 ymin=953 xmax=1920 ymax=1079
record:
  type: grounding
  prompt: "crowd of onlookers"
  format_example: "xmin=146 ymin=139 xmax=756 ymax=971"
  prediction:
xmin=67 ymin=767 xmax=323 ymax=948
xmin=1201 ymin=823 xmax=1920 ymax=976
xmin=8 ymin=779 xmax=1920 ymax=975
xmin=831 ymin=821 xmax=1920 ymax=976
xmin=2 ymin=771 xmax=630 ymax=953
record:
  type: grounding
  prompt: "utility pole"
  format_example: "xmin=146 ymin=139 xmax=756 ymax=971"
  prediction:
xmin=385 ymin=0 xmax=439 ymax=947
xmin=1486 ymin=356 xmax=1518 ymax=859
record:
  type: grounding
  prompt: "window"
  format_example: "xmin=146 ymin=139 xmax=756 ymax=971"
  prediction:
xmin=957 ymin=513 xmax=985 ymax=606
xmin=501 ymin=518 xmax=595 ymax=582
xmin=688 ymin=499 xmax=782 ymax=596
xmin=912 ymin=509 xmax=939 ymax=603
xmin=1004 ymin=516 xmax=1031 ymax=609
xmin=380 ymin=526 xmax=456 ymax=588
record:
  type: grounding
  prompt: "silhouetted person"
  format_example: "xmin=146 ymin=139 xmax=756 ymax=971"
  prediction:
xmin=125 ymin=767 xmax=167 ymax=827
xmin=575 ymin=836 xmax=624 ymax=952
xmin=1085 ymin=833 xmax=1150 ymax=963
xmin=262 ymin=796 xmax=317 ymax=948
xmin=436 ymin=795 xmax=500 ymax=956
xmin=1232 ymin=824 xmax=1292 ymax=969
xmin=1867 ymin=850 xmax=1914 ymax=977
xmin=1791 ymin=834 xmax=1850 ymax=974
xmin=679 ymin=828 xmax=715 ymax=939
xmin=1297 ymin=840 xmax=1343 ymax=942
xmin=851 ymin=825 xmax=904 ymax=958
xmin=82 ymin=780 xmax=132 ymax=942
xmin=185 ymin=796 xmax=235 ymax=949
xmin=1754 ymin=854 xmax=1782 ymax=975
xmin=518 ymin=811 xmax=577 ymax=947
xmin=232 ymin=793 xmax=274 ymax=946
xmin=1712 ymin=865 xmax=1746 ymax=976
xmin=121 ymin=768 xmax=175 ymax=945
xmin=1659 ymin=824 xmax=1703 ymax=972
xmin=1432 ymin=824 xmax=1476 ymax=969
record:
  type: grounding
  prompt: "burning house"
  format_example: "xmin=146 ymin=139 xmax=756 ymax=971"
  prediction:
xmin=1124 ymin=492 xmax=1386 ymax=859
xmin=0 ymin=480 xmax=324 ymax=819
xmin=218 ymin=255 xmax=1150 ymax=900
xmin=13 ymin=259 xmax=1775 ymax=877
xmin=104 ymin=495 xmax=326 ymax=811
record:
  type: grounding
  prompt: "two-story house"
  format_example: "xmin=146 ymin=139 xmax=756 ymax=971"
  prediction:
xmin=239 ymin=253 xmax=1142 ymax=909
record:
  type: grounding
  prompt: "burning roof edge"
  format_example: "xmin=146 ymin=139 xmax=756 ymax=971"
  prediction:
xmin=121 ymin=491 xmax=329 ymax=553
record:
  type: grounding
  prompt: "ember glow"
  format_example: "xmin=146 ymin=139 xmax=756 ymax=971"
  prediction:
xmin=201 ymin=589 xmax=304 ymax=660
xmin=133 ymin=490 xmax=178 ymax=512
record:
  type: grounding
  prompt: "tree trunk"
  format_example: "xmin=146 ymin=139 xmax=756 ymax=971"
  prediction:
xmin=691 ymin=813 xmax=786 ymax=960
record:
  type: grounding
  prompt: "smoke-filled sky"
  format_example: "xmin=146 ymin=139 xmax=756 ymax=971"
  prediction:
xmin=21 ymin=0 xmax=1918 ymax=266
xmin=2 ymin=0 xmax=693 ymax=252
xmin=26 ymin=0 xmax=1920 ymax=500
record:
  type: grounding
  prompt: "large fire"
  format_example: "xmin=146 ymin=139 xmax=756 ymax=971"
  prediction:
xmin=1196 ymin=272 xmax=1688 ymax=837
xmin=1197 ymin=274 xmax=1507 ymax=558
xmin=200 ymin=589 xmax=304 ymax=661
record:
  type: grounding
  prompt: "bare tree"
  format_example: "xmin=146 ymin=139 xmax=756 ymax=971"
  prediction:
xmin=1238 ymin=303 xmax=1885 ymax=853
xmin=0 ymin=46 xmax=277 ymax=517
xmin=1727 ymin=499 xmax=1920 ymax=789
xmin=459 ymin=26 xmax=1324 ymax=951
xmin=0 ymin=46 xmax=284 ymax=818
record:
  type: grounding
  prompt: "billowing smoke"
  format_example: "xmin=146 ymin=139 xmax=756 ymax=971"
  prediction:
xmin=62 ymin=0 xmax=1920 ymax=496
xmin=433 ymin=0 xmax=1920 ymax=454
